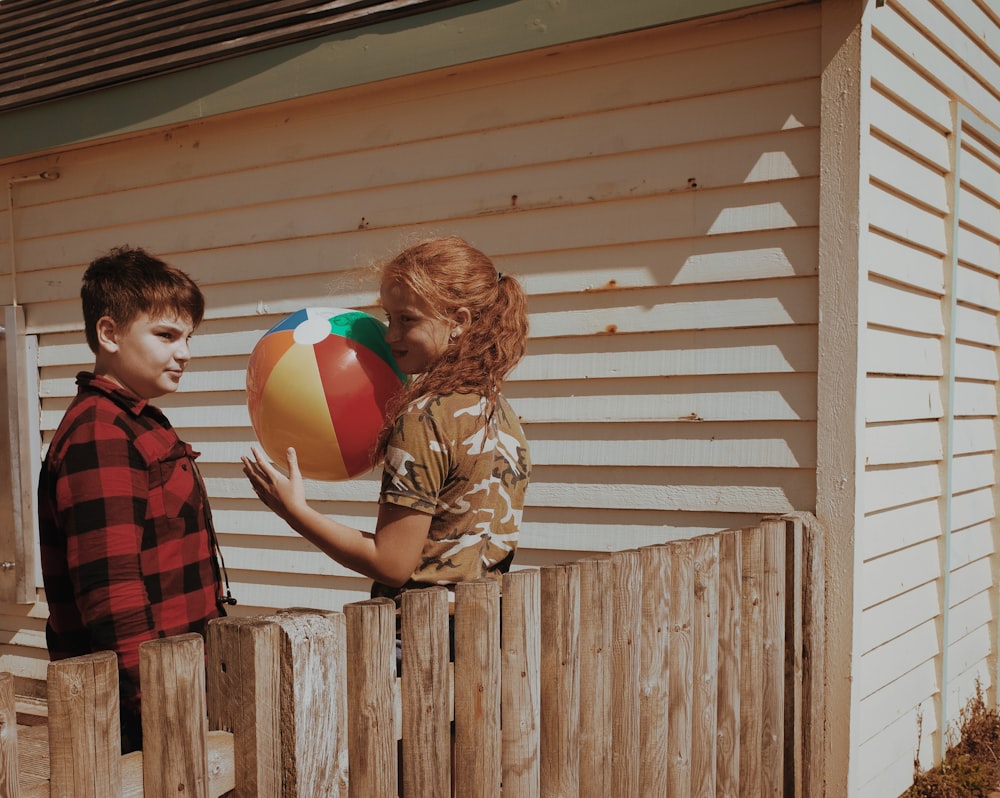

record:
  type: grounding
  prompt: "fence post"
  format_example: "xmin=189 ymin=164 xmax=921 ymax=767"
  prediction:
xmin=454 ymin=579 xmax=502 ymax=798
xmin=344 ymin=598 xmax=398 ymax=798
xmin=0 ymin=672 xmax=20 ymax=798
xmin=783 ymin=516 xmax=805 ymax=798
xmin=500 ymin=568 xmax=540 ymax=798
xmin=639 ymin=544 xmax=671 ymax=797
xmin=47 ymin=649 xmax=121 ymax=797
xmin=760 ymin=520 xmax=786 ymax=797
xmin=612 ymin=549 xmax=642 ymax=797
xmin=400 ymin=587 xmax=451 ymax=798
xmin=668 ymin=538 xmax=694 ymax=798
xmin=692 ymin=534 xmax=720 ymax=798
xmin=268 ymin=608 xmax=348 ymax=797
xmin=781 ymin=511 xmax=826 ymax=798
xmin=540 ymin=562 xmax=580 ymax=798
xmin=740 ymin=523 xmax=764 ymax=798
xmin=716 ymin=529 xmax=743 ymax=797
xmin=140 ymin=632 xmax=209 ymax=798
xmin=578 ymin=557 xmax=612 ymax=798
xmin=206 ymin=615 xmax=282 ymax=797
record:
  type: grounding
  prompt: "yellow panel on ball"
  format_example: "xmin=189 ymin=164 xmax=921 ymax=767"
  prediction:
xmin=255 ymin=337 xmax=349 ymax=480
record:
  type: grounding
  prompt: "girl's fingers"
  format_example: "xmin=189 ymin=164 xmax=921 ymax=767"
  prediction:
xmin=285 ymin=447 xmax=300 ymax=480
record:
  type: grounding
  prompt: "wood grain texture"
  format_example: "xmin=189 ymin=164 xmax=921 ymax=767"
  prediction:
xmin=400 ymin=588 xmax=451 ymax=798
xmin=454 ymin=580 xmax=501 ymax=798
xmin=578 ymin=557 xmax=612 ymax=798
xmin=344 ymin=598 xmax=397 ymax=798
xmin=139 ymin=633 xmax=209 ymax=798
xmin=540 ymin=564 xmax=580 ymax=798
xmin=46 ymin=650 xmax=120 ymax=798
xmin=206 ymin=616 xmax=282 ymax=797
xmin=611 ymin=550 xmax=641 ymax=798
xmin=500 ymin=569 xmax=540 ymax=798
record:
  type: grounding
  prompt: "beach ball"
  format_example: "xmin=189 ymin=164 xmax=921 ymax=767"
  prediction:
xmin=246 ymin=307 xmax=405 ymax=481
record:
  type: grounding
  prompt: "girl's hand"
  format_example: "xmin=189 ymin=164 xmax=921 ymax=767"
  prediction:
xmin=241 ymin=446 xmax=305 ymax=522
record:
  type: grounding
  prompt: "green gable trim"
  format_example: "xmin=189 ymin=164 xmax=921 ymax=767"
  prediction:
xmin=0 ymin=0 xmax=776 ymax=162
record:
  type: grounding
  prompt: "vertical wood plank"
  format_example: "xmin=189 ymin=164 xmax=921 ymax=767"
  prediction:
xmin=540 ymin=563 xmax=580 ymax=798
xmin=0 ymin=672 xmax=20 ymax=798
xmin=401 ymin=588 xmax=451 ymax=798
xmin=344 ymin=598 xmax=397 ymax=798
xmin=783 ymin=516 xmax=804 ymax=798
xmin=140 ymin=633 xmax=209 ymax=798
xmin=269 ymin=609 xmax=348 ymax=797
xmin=454 ymin=579 xmax=501 ymax=798
xmin=578 ymin=557 xmax=612 ymax=798
xmin=691 ymin=535 xmax=719 ymax=798
xmin=760 ymin=520 xmax=786 ymax=797
xmin=611 ymin=549 xmax=641 ymax=798
xmin=47 ymin=650 xmax=121 ymax=798
xmin=206 ymin=615 xmax=282 ymax=798
xmin=801 ymin=512 xmax=826 ymax=798
xmin=716 ymin=530 xmax=742 ymax=798
xmin=667 ymin=539 xmax=694 ymax=798
xmin=501 ymin=569 xmax=540 ymax=798
xmin=1 ymin=305 xmax=37 ymax=604
xmin=205 ymin=731 xmax=236 ymax=797
xmin=639 ymin=544 xmax=671 ymax=798
xmin=739 ymin=525 xmax=764 ymax=798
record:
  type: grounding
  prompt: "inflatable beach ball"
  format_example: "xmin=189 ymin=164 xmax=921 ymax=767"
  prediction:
xmin=246 ymin=307 xmax=405 ymax=481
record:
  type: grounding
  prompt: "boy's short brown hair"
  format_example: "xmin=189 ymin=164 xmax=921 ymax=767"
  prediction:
xmin=81 ymin=246 xmax=205 ymax=353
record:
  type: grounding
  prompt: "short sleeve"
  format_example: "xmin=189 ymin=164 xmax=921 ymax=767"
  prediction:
xmin=380 ymin=398 xmax=450 ymax=515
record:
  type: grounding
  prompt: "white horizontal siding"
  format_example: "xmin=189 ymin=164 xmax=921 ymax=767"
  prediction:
xmin=856 ymin=703 xmax=936 ymax=797
xmin=856 ymin=665 xmax=937 ymax=772
xmin=858 ymin=0 xmax=1000 ymax=794
xmin=1 ymin=8 xmax=824 ymax=668
xmin=857 ymin=581 xmax=940 ymax=656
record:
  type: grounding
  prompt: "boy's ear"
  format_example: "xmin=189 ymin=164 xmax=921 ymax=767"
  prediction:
xmin=95 ymin=316 xmax=120 ymax=352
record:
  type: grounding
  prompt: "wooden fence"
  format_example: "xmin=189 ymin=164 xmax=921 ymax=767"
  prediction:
xmin=2 ymin=512 xmax=825 ymax=797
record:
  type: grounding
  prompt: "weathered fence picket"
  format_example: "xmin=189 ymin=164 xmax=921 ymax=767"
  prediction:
xmin=3 ymin=513 xmax=825 ymax=797
xmin=1 ymin=672 xmax=20 ymax=798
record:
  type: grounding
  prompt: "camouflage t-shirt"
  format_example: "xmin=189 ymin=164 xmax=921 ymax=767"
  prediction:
xmin=372 ymin=391 xmax=530 ymax=601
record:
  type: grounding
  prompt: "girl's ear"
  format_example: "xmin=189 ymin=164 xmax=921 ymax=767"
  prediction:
xmin=453 ymin=306 xmax=472 ymax=335
xmin=95 ymin=316 xmax=120 ymax=352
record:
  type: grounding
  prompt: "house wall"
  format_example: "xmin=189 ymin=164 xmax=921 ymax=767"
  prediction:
xmin=0 ymin=3 xmax=823 ymax=696
xmin=854 ymin=1 xmax=1000 ymax=796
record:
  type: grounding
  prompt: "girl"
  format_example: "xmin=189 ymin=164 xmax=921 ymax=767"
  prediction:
xmin=242 ymin=236 xmax=530 ymax=601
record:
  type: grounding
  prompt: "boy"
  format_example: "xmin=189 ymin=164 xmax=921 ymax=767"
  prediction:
xmin=38 ymin=245 xmax=232 ymax=753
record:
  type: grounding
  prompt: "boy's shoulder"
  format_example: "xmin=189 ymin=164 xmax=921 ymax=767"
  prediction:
xmin=47 ymin=388 xmax=128 ymax=455
xmin=54 ymin=373 xmax=137 ymax=426
xmin=46 ymin=373 xmax=174 ymax=467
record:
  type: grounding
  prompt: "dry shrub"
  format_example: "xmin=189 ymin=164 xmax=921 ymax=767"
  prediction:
xmin=904 ymin=679 xmax=1000 ymax=798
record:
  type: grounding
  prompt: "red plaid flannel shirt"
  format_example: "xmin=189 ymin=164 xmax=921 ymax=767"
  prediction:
xmin=39 ymin=372 xmax=224 ymax=729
